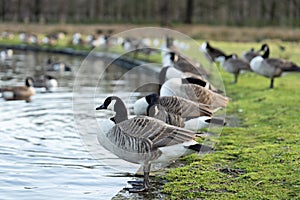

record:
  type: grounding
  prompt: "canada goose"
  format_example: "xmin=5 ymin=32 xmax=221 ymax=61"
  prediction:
xmin=241 ymin=43 xmax=269 ymax=63
xmin=159 ymin=65 xmax=219 ymax=94
xmin=34 ymin=75 xmax=58 ymax=92
xmin=136 ymin=94 xmax=225 ymax=130
xmin=250 ymin=44 xmax=300 ymax=88
xmin=167 ymin=52 xmax=210 ymax=77
xmin=241 ymin=48 xmax=260 ymax=63
xmin=200 ymin=41 xmax=226 ymax=62
xmin=46 ymin=58 xmax=71 ymax=72
xmin=134 ymin=93 xmax=213 ymax=118
xmin=0 ymin=77 xmax=35 ymax=102
xmin=160 ymin=78 xmax=229 ymax=108
xmin=95 ymin=96 xmax=213 ymax=192
xmin=147 ymin=103 xmax=225 ymax=131
xmin=215 ymin=54 xmax=251 ymax=83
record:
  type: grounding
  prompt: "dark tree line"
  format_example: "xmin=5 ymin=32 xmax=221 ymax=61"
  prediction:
xmin=0 ymin=0 xmax=299 ymax=27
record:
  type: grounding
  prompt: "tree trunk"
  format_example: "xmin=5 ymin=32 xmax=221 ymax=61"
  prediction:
xmin=160 ymin=0 xmax=170 ymax=26
xmin=184 ymin=0 xmax=194 ymax=24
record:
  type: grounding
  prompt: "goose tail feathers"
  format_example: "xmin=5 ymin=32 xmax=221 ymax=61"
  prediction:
xmin=185 ymin=144 xmax=213 ymax=153
xmin=212 ymin=93 xmax=229 ymax=108
xmin=282 ymin=63 xmax=300 ymax=72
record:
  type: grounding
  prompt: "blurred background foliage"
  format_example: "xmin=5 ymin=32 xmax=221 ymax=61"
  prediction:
xmin=0 ymin=0 xmax=299 ymax=27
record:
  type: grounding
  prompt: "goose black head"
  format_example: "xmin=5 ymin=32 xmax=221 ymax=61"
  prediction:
xmin=25 ymin=77 xmax=34 ymax=87
xmin=133 ymin=93 xmax=159 ymax=116
xmin=96 ymin=96 xmax=128 ymax=123
xmin=260 ymin=43 xmax=269 ymax=52
xmin=44 ymin=75 xmax=55 ymax=80
xmin=145 ymin=93 xmax=159 ymax=105
xmin=169 ymin=52 xmax=179 ymax=62
xmin=260 ymin=44 xmax=270 ymax=59
xmin=205 ymin=41 xmax=212 ymax=50
xmin=230 ymin=54 xmax=238 ymax=59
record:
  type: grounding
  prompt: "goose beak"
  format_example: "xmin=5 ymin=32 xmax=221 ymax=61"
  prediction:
xmin=96 ymin=104 xmax=105 ymax=110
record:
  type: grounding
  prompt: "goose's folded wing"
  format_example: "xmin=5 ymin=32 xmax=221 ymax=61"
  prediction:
xmin=230 ymin=59 xmax=251 ymax=70
xmin=117 ymin=116 xmax=196 ymax=149
xmin=175 ymin=56 xmax=209 ymax=77
xmin=180 ymin=84 xmax=212 ymax=104
xmin=148 ymin=104 xmax=185 ymax=127
xmin=180 ymin=84 xmax=229 ymax=108
xmin=264 ymin=58 xmax=284 ymax=69
xmin=160 ymin=96 xmax=212 ymax=117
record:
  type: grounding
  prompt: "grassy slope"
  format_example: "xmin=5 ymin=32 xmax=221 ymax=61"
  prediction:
xmin=162 ymin=41 xmax=300 ymax=199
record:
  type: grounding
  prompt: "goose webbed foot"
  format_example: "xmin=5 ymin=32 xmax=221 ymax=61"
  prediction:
xmin=124 ymin=179 xmax=149 ymax=193
xmin=124 ymin=185 xmax=149 ymax=193
xmin=127 ymin=180 xmax=144 ymax=186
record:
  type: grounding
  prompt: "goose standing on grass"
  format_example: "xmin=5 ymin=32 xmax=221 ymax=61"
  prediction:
xmin=164 ymin=51 xmax=210 ymax=77
xmin=160 ymin=78 xmax=229 ymax=108
xmin=95 ymin=96 xmax=213 ymax=192
xmin=250 ymin=44 xmax=300 ymax=88
xmin=241 ymin=48 xmax=261 ymax=63
xmin=241 ymin=43 xmax=269 ymax=63
xmin=0 ymin=77 xmax=35 ymax=102
xmin=215 ymin=54 xmax=251 ymax=84
xmin=159 ymin=65 xmax=219 ymax=94
xmin=200 ymin=41 xmax=226 ymax=63
xmin=134 ymin=93 xmax=213 ymax=118
xmin=134 ymin=94 xmax=225 ymax=130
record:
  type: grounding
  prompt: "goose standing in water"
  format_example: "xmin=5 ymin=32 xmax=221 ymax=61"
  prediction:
xmin=0 ymin=77 xmax=35 ymax=102
xmin=250 ymin=44 xmax=300 ymax=88
xmin=215 ymin=54 xmax=251 ymax=84
xmin=160 ymin=78 xmax=229 ymax=109
xmin=95 ymin=96 xmax=213 ymax=192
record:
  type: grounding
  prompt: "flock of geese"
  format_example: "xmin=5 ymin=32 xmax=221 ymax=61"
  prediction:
xmin=0 ymin=49 xmax=63 ymax=102
xmin=95 ymin=38 xmax=231 ymax=192
xmin=1 ymin=34 xmax=300 ymax=193
xmin=94 ymin=38 xmax=300 ymax=192
xmin=201 ymin=41 xmax=300 ymax=88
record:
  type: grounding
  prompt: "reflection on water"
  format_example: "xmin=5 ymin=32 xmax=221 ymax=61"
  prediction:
xmin=0 ymin=50 xmax=158 ymax=199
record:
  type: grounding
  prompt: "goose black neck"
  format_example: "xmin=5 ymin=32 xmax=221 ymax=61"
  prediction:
xmin=262 ymin=46 xmax=270 ymax=59
xmin=110 ymin=97 xmax=128 ymax=124
xmin=225 ymin=54 xmax=233 ymax=60
xmin=159 ymin=66 xmax=168 ymax=85
xmin=182 ymin=77 xmax=206 ymax=87
xmin=25 ymin=77 xmax=33 ymax=87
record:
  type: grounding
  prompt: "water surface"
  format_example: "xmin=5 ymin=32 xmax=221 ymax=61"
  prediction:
xmin=0 ymin=50 xmax=158 ymax=199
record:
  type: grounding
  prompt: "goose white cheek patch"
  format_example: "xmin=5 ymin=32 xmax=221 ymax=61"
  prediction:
xmin=107 ymin=99 xmax=116 ymax=111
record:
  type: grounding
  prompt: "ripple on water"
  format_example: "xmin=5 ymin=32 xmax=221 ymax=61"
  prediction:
xmin=0 ymin=51 xmax=157 ymax=199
